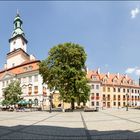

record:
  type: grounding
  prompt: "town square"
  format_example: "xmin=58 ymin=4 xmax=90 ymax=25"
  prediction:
xmin=0 ymin=109 xmax=140 ymax=139
xmin=0 ymin=1 xmax=140 ymax=139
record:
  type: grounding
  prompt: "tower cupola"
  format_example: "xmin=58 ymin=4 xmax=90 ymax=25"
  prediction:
xmin=9 ymin=11 xmax=28 ymax=52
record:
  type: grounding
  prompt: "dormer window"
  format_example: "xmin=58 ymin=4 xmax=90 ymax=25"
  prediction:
xmin=23 ymin=67 xmax=28 ymax=72
xmin=103 ymin=77 xmax=108 ymax=83
xmin=92 ymin=76 xmax=97 ymax=81
xmin=12 ymin=63 xmax=15 ymax=67
xmin=29 ymin=66 xmax=33 ymax=70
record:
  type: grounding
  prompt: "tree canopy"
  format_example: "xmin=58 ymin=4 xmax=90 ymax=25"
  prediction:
xmin=2 ymin=80 xmax=22 ymax=106
xmin=39 ymin=42 xmax=90 ymax=109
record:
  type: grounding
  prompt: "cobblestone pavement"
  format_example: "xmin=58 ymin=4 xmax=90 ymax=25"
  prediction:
xmin=0 ymin=108 xmax=140 ymax=139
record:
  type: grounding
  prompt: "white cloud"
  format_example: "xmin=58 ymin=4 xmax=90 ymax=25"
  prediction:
xmin=136 ymin=69 xmax=140 ymax=76
xmin=125 ymin=67 xmax=140 ymax=76
xmin=125 ymin=67 xmax=136 ymax=74
xmin=131 ymin=7 xmax=140 ymax=19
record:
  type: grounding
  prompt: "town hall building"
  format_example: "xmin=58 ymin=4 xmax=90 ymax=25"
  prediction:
xmin=0 ymin=13 xmax=50 ymax=109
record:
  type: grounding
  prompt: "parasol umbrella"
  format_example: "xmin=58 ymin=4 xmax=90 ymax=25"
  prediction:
xmin=18 ymin=100 xmax=28 ymax=105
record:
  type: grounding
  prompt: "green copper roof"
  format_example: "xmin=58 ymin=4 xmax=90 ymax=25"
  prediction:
xmin=10 ymin=13 xmax=27 ymax=41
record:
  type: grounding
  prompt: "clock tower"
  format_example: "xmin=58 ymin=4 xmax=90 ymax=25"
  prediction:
xmin=6 ymin=12 xmax=32 ymax=69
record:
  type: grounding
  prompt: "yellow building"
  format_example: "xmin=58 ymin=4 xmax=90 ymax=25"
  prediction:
xmin=87 ymin=69 xmax=140 ymax=108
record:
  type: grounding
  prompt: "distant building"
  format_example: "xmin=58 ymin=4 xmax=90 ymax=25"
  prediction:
xmin=86 ymin=68 xmax=140 ymax=108
xmin=0 ymin=13 xmax=50 ymax=109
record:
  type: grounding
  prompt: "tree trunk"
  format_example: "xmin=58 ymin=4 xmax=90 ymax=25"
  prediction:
xmin=83 ymin=102 xmax=86 ymax=106
xmin=71 ymin=98 xmax=75 ymax=110
xmin=77 ymin=97 xmax=80 ymax=106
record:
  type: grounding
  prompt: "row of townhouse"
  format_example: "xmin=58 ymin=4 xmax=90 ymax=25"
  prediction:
xmin=86 ymin=69 xmax=140 ymax=108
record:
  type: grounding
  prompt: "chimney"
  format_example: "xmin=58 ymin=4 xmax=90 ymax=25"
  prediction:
xmin=107 ymin=72 xmax=110 ymax=77
xmin=117 ymin=73 xmax=119 ymax=78
xmin=125 ymin=74 xmax=127 ymax=79
xmin=139 ymin=76 xmax=140 ymax=86
xmin=97 ymin=68 xmax=100 ymax=74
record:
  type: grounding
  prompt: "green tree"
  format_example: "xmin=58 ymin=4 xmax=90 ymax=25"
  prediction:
xmin=2 ymin=80 xmax=22 ymax=106
xmin=39 ymin=42 xmax=90 ymax=109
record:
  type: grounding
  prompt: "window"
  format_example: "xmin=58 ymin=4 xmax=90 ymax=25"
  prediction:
xmin=34 ymin=86 xmax=38 ymax=94
xmin=92 ymin=76 xmax=96 ymax=81
xmin=96 ymin=85 xmax=99 ymax=89
xmin=123 ymin=102 xmax=125 ymax=106
xmin=23 ymin=77 xmax=26 ymax=83
xmin=28 ymin=87 xmax=32 ymax=95
xmin=103 ymin=87 xmax=106 ymax=92
xmin=114 ymin=79 xmax=117 ymax=83
xmin=107 ymin=87 xmax=110 ymax=92
xmin=23 ymin=67 xmax=28 ymax=72
xmin=132 ymin=89 xmax=134 ymax=93
xmin=103 ymin=78 xmax=107 ymax=83
xmin=138 ymin=90 xmax=139 ymax=93
xmin=96 ymin=93 xmax=99 ymax=96
xmin=107 ymin=94 xmax=110 ymax=100
xmin=12 ymin=63 xmax=15 ymax=67
xmin=34 ymin=75 xmax=38 ymax=82
xmin=118 ymin=102 xmax=120 ymax=106
xmin=34 ymin=98 xmax=38 ymax=106
xmin=113 ymin=88 xmax=116 ymax=92
xmin=43 ymin=87 xmax=47 ymax=95
xmin=2 ymin=81 xmax=5 ymax=87
xmin=96 ymin=102 xmax=99 ymax=106
xmin=28 ymin=76 xmax=32 ymax=83
xmin=113 ymin=95 xmax=116 ymax=100
xmin=29 ymin=66 xmax=33 ymax=71
xmin=127 ymin=89 xmax=129 ymax=93
xmin=113 ymin=102 xmax=116 ymax=106
xmin=118 ymin=88 xmax=120 ymax=92
xmin=6 ymin=81 xmax=8 ymax=86
xmin=18 ymin=78 xmax=21 ymax=83
xmin=91 ymin=84 xmax=94 ymax=89
xmin=123 ymin=89 xmax=125 ymax=93
xmin=103 ymin=94 xmax=105 ymax=100
xmin=13 ymin=41 xmax=16 ymax=45
xmin=123 ymin=95 xmax=125 ymax=100
xmin=118 ymin=95 xmax=120 ymax=100
xmin=135 ymin=90 xmax=137 ymax=93
xmin=91 ymin=102 xmax=94 ymax=106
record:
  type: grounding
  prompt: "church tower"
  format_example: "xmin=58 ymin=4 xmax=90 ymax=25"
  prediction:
xmin=6 ymin=12 xmax=32 ymax=69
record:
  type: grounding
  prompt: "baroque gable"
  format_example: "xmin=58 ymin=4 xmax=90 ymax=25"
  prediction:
xmin=0 ymin=71 xmax=15 ymax=81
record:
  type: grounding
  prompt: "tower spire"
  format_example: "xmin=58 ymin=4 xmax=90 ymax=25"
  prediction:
xmin=9 ymin=12 xmax=27 ymax=43
xmin=17 ymin=9 xmax=19 ymax=15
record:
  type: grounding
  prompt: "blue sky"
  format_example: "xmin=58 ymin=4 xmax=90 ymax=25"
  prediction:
xmin=0 ymin=1 xmax=140 ymax=81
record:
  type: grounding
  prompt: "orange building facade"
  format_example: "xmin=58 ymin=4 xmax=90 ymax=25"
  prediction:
xmin=86 ymin=69 xmax=140 ymax=109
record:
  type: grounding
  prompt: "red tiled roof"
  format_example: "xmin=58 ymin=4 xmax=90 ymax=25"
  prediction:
xmin=87 ymin=70 xmax=140 ymax=88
